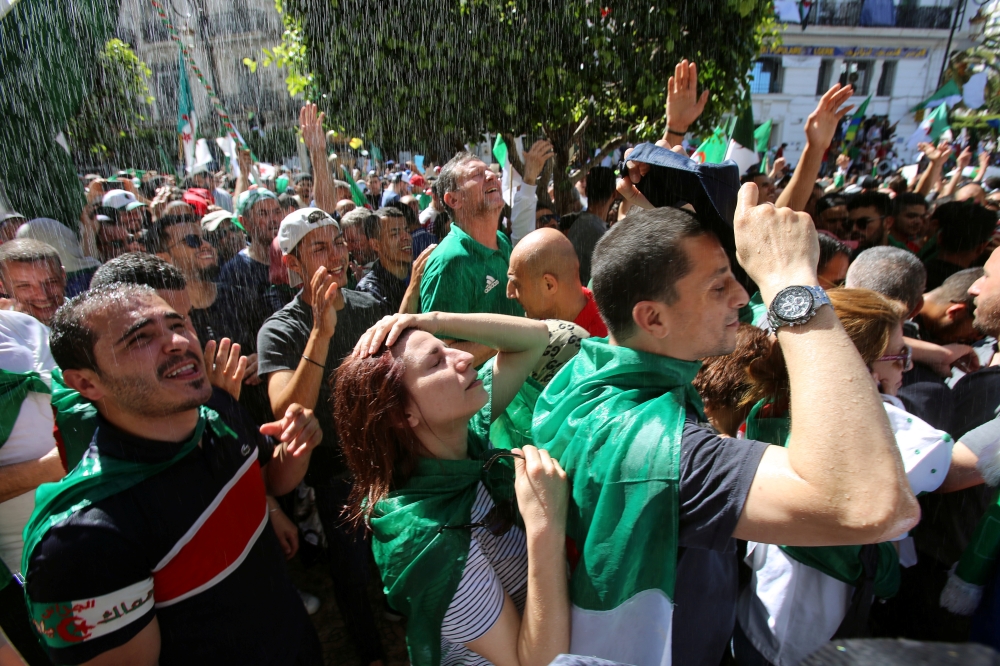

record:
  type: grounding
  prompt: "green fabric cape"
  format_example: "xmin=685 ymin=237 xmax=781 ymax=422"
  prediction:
xmin=744 ymin=400 xmax=900 ymax=598
xmin=50 ymin=368 xmax=99 ymax=470
xmin=22 ymin=406 xmax=236 ymax=584
xmin=369 ymin=365 xmax=517 ymax=666
xmin=532 ymin=338 xmax=698 ymax=610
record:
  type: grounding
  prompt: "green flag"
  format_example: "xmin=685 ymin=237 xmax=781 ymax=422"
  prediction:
xmin=340 ymin=165 xmax=368 ymax=207
xmin=693 ymin=127 xmax=729 ymax=164
xmin=726 ymin=92 xmax=759 ymax=175
xmin=909 ymin=79 xmax=962 ymax=113
xmin=177 ymin=48 xmax=197 ymax=172
xmin=927 ymin=102 xmax=951 ymax=143
xmin=492 ymin=134 xmax=508 ymax=166
xmin=754 ymin=119 xmax=773 ymax=154
xmin=533 ymin=339 xmax=698 ymax=663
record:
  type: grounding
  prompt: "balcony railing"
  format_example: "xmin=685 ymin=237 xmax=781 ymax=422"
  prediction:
xmin=775 ymin=0 xmax=957 ymax=30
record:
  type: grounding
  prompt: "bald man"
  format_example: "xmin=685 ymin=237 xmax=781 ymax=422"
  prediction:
xmin=506 ymin=228 xmax=608 ymax=337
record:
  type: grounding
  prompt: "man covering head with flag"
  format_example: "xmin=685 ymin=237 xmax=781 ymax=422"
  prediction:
xmin=533 ymin=180 xmax=920 ymax=665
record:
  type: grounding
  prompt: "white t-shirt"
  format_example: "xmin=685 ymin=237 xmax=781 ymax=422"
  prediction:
xmin=736 ymin=396 xmax=953 ymax=665
xmin=0 ymin=311 xmax=57 ymax=572
xmin=439 ymin=482 xmax=528 ymax=665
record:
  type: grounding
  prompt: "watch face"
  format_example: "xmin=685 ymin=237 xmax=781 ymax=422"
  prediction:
xmin=773 ymin=286 xmax=814 ymax=322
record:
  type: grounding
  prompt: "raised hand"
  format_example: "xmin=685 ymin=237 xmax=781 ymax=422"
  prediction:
xmin=300 ymin=103 xmax=327 ymax=154
xmin=237 ymin=147 xmax=253 ymax=174
xmin=666 ymin=60 xmax=709 ymax=136
xmin=957 ymin=146 xmax=973 ymax=171
xmin=805 ymin=84 xmax=854 ymax=150
xmin=615 ymin=146 xmax=655 ymax=211
xmin=735 ymin=182 xmax=819 ymax=302
xmin=309 ymin=265 xmax=339 ymax=340
xmin=919 ymin=140 xmax=953 ymax=164
xmin=203 ymin=338 xmax=248 ymax=400
xmin=260 ymin=402 xmax=322 ymax=458
xmin=523 ymin=139 xmax=555 ymax=185
xmin=353 ymin=313 xmax=431 ymax=358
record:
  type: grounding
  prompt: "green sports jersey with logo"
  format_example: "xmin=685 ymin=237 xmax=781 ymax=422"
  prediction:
xmin=419 ymin=223 xmax=524 ymax=318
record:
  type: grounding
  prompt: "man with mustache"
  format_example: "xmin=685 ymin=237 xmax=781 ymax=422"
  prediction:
xmin=22 ymin=284 xmax=324 ymax=665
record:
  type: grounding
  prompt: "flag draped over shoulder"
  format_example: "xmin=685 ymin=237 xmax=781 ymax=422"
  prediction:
xmin=533 ymin=338 xmax=702 ymax=665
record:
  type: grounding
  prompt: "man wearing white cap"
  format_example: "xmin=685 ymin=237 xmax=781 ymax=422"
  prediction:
xmin=101 ymin=189 xmax=147 ymax=233
xmin=256 ymin=207 xmax=388 ymax=665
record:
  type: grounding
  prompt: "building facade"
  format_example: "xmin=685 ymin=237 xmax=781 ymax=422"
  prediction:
xmin=116 ymin=0 xmax=298 ymax=134
xmin=753 ymin=0 xmax=978 ymax=165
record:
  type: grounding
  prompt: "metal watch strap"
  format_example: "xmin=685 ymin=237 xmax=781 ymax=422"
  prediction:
xmin=767 ymin=285 xmax=830 ymax=330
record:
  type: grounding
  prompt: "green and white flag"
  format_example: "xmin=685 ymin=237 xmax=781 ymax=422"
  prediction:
xmin=534 ymin=339 xmax=703 ymax=665
xmin=177 ymin=48 xmax=197 ymax=174
xmin=693 ymin=127 xmax=729 ymax=164
xmin=755 ymin=119 xmax=773 ymax=172
xmin=726 ymin=92 xmax=759 ymax=175
xmin=906 ymin=102 xmax=950 ymax=150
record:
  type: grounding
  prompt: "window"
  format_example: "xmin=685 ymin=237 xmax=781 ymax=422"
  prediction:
xmin=152 ymin=63 xmax=179 ymax=121
xmin=876 ymin=61 xmax=896 ymax=97
xmin=817 ymin=59 xmax=834 ymax=95
xmin=749 ymin=58 xmax=783 ymax=94
xmin=838 ymin=60 xmax=875 ymax=96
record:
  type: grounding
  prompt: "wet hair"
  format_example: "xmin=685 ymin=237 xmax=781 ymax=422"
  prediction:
xmin=815 ymin=194 xmax=846 ymax=218
xmin=435 ymin=151 xmax=480 ymax=220
xmin=746 ymin=288 xmax=903 ymax=403
xmin=818 ymin=234 xmax=851 ymax=274
xmin=340 ymin=207 xmax=374 ymax=235
xmin=931 ymin=267 xmax=983 ymax=308
xmin=693 ymin=324 xmax=772 ymax=412
xmin=847 ymin=191 xmax=892 ymax=217
xmin=145 ymin=208 xmax=199 ymax=254
xmin=585 ymin=167 xmax=616 ymax=205
xmin=0 ymin=238 xmax=61 ymax=274
xmin=934 ymin=200 xmax=997 ymax=253
xmin=892 ymin=192 xmax=928 ymax=217
xmin=277 ymin=193 xmax=300 ymax=212
xmin=90 ymin=252 xmax=187 ymax=291
xmin=334 ymin=348 xmax=425 ymax=526
xmin=886 ymin=175 xmax=908 ymax=195
xmin=49 ymin=284 xmax=158 ymax=373
xmin=591 ymin=206 xmax=709 ymax=340
xmin=845 ymin=246 xmax=927 ymax=312
xmin=364 ymin=207 xmax=400 ymax=239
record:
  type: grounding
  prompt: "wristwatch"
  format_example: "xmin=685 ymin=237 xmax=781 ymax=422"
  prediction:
xmin=767 ymin=285 xmax=830 ymax=330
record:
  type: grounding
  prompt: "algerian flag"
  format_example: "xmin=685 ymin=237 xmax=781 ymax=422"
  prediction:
xmin=534 ymin=339 xmax=705 ymax=665
xmin=843 ymin=95 xmax=871 ymax=145
xmin=906 ymin=102 xmax=950 ymax=149
xmin=216 ymin=135 xmax=239 ymax=177
xmin=693 ymin=127 xmax=729 ymax=164
xmin=910 ymin=79 xmax=962 ymax=112
xmin=725 ymin=92 xmax=759 ymax=175
xmin=963 ymin=71 xmax=989 ymax=110
xmin=193 ymin=138 xmax=213 ymax=173
xmin=177 ymin=48 xmax=197 ymax=173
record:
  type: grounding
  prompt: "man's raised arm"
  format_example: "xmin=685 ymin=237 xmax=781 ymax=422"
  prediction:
xmin=732 ymin=183 xmax=920 ymax=547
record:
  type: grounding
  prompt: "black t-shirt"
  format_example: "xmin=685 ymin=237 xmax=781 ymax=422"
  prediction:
xmin=218 ymin=251 xmax=279 ymax=355
xmin=25 ymin=390 xmax=318 ymax=666
xmin=923 ymin=258 xmax=965 ymax=292
xmin=673 ymin=412 xmax=770 ymax=666
xmin=898 ymin=362 xmax=956 ymax=433
xmin=356 ymin=260 xmax=409 ymax=314
xmin=256 ymin=289 xmax=387 ymax=481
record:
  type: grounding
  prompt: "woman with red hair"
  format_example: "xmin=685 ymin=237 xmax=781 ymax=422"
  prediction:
xmin=335 ymin=312 xmax=569 ymax=666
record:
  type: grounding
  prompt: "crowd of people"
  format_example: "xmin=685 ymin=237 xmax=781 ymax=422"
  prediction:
xmin=4 ymin=58 xmax=1000 ymax=666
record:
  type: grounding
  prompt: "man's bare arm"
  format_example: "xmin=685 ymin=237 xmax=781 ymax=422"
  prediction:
xmin=0 ymin=449 xmax=64 ymax=503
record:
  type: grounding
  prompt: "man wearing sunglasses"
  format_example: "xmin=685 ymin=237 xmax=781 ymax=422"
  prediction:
xmin=847 ymin=191 xmax=895 ymax=254
xmin=148 ymin=203 xmax=255 ymax=385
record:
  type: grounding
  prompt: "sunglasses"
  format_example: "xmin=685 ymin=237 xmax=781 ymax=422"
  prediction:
xmin=537 ymin=213 xmax=560 ymax=227
xmin=875 ymin=344 xmax=913 ymax=372
xmin=169 ymin=234 xmax=207 ymax=250
xmin=437 ymin=451 xmax=522 ymax=537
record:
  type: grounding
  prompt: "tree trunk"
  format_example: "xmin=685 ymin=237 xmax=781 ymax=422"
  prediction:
xmin=548 ymin=126 xmax=575 ymax=216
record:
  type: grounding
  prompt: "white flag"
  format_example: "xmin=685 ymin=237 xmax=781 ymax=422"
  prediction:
xmin=963 ymin=71 xmax=989 ymax=110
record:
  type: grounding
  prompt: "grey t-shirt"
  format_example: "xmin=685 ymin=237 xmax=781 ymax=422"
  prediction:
xmin=256 ymin=289 xmax=387 ymax=481
xmin=674 ymin=413 xmax=769 ymax=666
xmin=565 ymin=211 xmax=607 ymax=286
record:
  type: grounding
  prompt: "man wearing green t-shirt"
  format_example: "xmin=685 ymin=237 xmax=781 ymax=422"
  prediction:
xmin=420 ymin=148 xmax=551 ymax=365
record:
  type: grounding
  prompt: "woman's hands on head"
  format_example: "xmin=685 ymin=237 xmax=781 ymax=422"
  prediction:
xmin=353 ymin=312 xmax=440 ymax=358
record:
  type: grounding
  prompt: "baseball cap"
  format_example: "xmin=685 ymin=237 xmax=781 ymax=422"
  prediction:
xmin=409 ymin=174 xmax=427 ymax=188
xmin=236 ymin=187 xmax=278 ymax=217
xmin=277 ymin=208 xmax=341 ymax=287
xmin=201 ymin=210 xmax=244 ymax=233
xmin=102 ymin=189 xmax=146 ymax=212
xmin=182 ymin=188 xmax=212 ymax=217
xmin=0 ymin=211 xmax=26 ymax=226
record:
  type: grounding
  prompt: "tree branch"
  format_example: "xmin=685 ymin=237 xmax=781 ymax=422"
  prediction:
xmin=568 ymin=133 xmax=628 ymax=184
xmin=502 ymin=133 xmax=526 ymax=177
xmin=571 ymin=116 xmax=592 ymax=143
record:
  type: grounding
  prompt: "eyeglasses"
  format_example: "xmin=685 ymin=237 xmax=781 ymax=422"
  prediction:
xmin=169 ymin=234 xmax=207 ymax=250
xmin=437 ymin=451 xmax=522 ymax=537
xmin=851 ymin=215 xmax=885 ymax=229
xmin=537 ymin=214 xmax=560 ymax=227
xmin=875 ymin=344 xmax=913 ymax=372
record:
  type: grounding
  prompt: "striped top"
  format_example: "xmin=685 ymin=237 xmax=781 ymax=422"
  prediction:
xmin=440 ymin=482 xmax=528 ymax=665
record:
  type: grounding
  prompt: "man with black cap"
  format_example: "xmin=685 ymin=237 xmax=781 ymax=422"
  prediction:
xmin=257 ymin=207 xmax=388 ymax=666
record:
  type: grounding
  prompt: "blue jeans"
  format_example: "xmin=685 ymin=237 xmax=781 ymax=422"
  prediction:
xmin=314 ymin=477 xmax=385 ymax=664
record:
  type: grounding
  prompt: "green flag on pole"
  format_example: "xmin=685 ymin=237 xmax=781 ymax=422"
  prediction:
xmin=177 ymin=47 xmax=197 ymax=173
xmin=909 ymin=79 xmax=963 ymax=113
xmin=492 ymin=134 xmax=508 ymax=166
xmin=754 ymin=119 xmax=773 ymax=173
xmin=693 ymin=127 xmax=729 ymax=164
xmin=843 ymin=95 xmax=871 ymax=145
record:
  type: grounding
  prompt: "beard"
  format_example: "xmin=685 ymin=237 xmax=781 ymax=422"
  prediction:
xmin=199 ymin=264 xmax=221 ymax=281
xmin=974 ymin=294 xmax=1000 ymax=338
xmin=98 ymin=354 xmax=211 ymax=418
